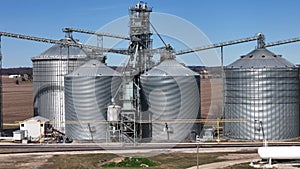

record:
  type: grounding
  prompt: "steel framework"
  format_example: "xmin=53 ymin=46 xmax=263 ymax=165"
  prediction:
xmin=62 ymin=27 xmax=130 ymax=40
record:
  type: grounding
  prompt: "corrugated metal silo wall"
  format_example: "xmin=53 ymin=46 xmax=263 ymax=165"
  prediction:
xmin=140 ymin=75 xmax=200 ymax=142
xmin=224 ymin=67 xmax=300 ymax=140
xmin=0 ymin=69 xmax=2 ymax=131
xmin=64 ymin=76 xmax=121 ymax=141
xmin=33 ymin=58 xmax=85 ymax=132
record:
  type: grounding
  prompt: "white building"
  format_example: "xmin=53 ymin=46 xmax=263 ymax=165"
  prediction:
xmin=8 ymin=74 xmax=21 ymax=78
xmin=19 ymin=116 xmax=50 ymax=141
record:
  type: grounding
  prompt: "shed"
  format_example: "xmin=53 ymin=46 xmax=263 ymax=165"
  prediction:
xmin=19 ymin=116 xmax=50 ymax=141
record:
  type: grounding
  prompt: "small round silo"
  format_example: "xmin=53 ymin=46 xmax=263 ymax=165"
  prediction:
xmin=224 ymin=47 xmax=300 ymax=140
xmin=140 ymin=59 xmax=200 ymax=142
xmin=32 ymin=39 xmax=87 ymax=132
xmin=64 ymin=59 xmax=122 ymax=141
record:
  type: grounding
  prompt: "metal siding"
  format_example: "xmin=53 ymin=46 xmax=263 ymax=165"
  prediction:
xmin=32 ymin=43 xmax=87 ymax=133
xmin=224 ymin=67 xmax=300 ymax=140
xmin=32 ymin=59 xmax=85 ymax=132
xmin=64 ymin=60 xmax=122 ymax=141
xmin=140 ymin=59 xmax=201 ymax=142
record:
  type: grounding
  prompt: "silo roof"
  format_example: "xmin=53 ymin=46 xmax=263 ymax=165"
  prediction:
xmin=142 ymin=59 xmax=199 ymax=76
xmin=22 ymin=116 xmax=50 ymax=122
xmin=227 ymin=48 xmax=295 ymax=68
xmin=32 ymin=38 xmax=87 ymax=60
xmin=66 ymin=59 xmax=121 ymax=77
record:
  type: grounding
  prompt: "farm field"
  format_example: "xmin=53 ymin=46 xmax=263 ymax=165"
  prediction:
xmin=2 ymin=76 xmax=33 ymax=124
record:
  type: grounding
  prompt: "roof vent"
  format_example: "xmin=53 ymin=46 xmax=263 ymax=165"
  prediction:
xmin=262 ymin=55 xmax=265 ymax=58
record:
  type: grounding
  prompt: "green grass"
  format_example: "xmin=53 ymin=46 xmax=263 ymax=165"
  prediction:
xmin=102 ymin=157 xmax=159 ymax=168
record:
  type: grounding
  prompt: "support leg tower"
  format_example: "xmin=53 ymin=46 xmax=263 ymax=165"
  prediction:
xmin=120 ymin=2 xmax=153 ymax=144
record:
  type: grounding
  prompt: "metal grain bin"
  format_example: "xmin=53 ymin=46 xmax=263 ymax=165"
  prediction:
xmin=64 ymin=59 xmax=122 ymax=141
xmin=140 ymin=59 xmax=200 ymax=142
xmin=32 ymin=39 xmax=87 ymax=132
xmin=224 ymin=48 xmax=300 ymax=140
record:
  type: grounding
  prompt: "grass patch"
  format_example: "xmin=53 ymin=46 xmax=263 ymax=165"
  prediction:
xmin=2 ymin=125 xmax=19 ymax=130
xmin=41 ymin=152 xmax=236 ymax=169
xmin=148 ymin=152 xmax=226 ymax=169
xmin=102 ymin=157 xmax=159 ymax=168
xmin=42 ymin=154 xmax=118 ymax=169
xmin=223 ymin=162 xmax=253 ymax=169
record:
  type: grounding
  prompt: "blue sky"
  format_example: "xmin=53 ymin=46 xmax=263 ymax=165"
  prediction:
xmin=1 ymin=0 xmax=300 ymax=67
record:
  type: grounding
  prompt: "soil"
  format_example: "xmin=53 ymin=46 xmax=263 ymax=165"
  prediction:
xmin=2 ymin=76 xmax=33 ymax=124
xmin=0 ymin=154 xmax=52 ymax=169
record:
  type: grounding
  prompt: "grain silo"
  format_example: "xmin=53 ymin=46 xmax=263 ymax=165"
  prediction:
xmin=64 ymin=59 xmax=122 ymax=141
xmin=140 ymin=58 xmax=200 ymax=142
xmin=224 ymin=47 xmax=300 ymax=140
xmin=32 ymin=38 xmax=87 ymax=132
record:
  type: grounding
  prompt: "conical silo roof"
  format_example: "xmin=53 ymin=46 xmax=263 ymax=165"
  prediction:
xmin=32 ymin=38 xmax=87 ymax=60
xmin=142 ymin=59 xmax=199 ymax=76
xmin=227 ymin=48 xmax=295 ymax=68
xmin=66 ymin=59 xmax=121 ymax=77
